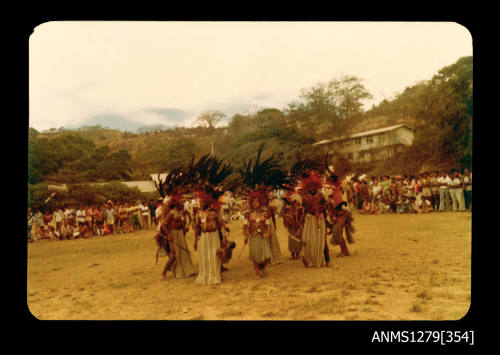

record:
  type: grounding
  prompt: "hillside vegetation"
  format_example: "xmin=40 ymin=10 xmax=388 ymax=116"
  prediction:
xmin=29 ymin=56 xmax=472 ymax=186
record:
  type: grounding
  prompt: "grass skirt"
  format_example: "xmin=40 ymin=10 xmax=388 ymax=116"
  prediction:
xmin=171 ymin=229 xmax=196 ymax=279
xmin=302 ymin=214 xmax=326 ymax=267
xmin=249 ymin=234 xmax=273 ymax=264
xmin=196 ymin=231 xmax=221 ymax=285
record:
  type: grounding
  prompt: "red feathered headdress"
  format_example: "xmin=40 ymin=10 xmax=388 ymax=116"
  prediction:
xmin=247 ymin=189 xmax=269 ymax=207
xmin=196 ymin=190 xmax=222 ymax=211
xmin=301 ymin=171 xmax=323 ymax=190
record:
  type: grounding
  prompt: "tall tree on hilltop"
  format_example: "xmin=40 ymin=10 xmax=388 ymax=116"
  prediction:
xmin=195 ymin=110 xmax=226 ymax=155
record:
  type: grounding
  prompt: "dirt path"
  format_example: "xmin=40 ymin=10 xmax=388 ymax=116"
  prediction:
xmin=27 ymin=211 xmax=471 ymax=320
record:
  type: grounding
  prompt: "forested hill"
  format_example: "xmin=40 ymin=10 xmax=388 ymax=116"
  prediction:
xmin=28 ymin=56 xmax=471 ymax=185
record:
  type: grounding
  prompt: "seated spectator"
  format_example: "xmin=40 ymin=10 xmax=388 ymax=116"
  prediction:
xmin=60 ymin=221 xmax=72 ymax=240
xmin=360 ymin=200 xmax=373 ymax=214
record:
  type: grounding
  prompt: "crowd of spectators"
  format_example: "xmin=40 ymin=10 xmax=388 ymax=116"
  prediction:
xmin=343 ymin=169 xmax=472 ymax=215
xmin=27 ymin=169 xmax=472 ymax=242
xmin=27 ymin=200 xmax=161 ymax=242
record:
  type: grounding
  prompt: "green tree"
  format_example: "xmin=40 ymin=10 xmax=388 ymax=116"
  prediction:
xmin=287 ymin=74 xmax=372 ymax=140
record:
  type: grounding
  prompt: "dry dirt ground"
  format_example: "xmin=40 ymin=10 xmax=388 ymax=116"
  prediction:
xmin=27 ymin=211 xmax=471 ymax=320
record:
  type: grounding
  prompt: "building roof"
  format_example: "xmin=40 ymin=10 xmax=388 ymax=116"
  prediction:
xmin=313 ymin=124 xmax=413 ymax=146
xmin=122 ymin=181 xmax=157 ymax=193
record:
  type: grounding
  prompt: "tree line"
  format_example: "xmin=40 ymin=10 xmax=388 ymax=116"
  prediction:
xmin=29 ymin=56 xmax=472 ymax=188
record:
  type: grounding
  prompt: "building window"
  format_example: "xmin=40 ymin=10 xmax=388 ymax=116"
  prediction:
xmin=355 ymin=137 xmax=361 ymax=145
xmin=392 ymin=134 xmax=398 ymax=144
xmin=366 ymin=135 xmax=373 ymax=144
xmin=378 ymin=134 xmax=384 ymax=143
xmin=346 ymin=153 xmax=353 ymax=160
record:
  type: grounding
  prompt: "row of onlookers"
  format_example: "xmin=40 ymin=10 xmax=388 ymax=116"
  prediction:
xmin=27 ymin=200 xmax=161 ymax=242
xmin=343 ymin=169 xmax=472 ymax=214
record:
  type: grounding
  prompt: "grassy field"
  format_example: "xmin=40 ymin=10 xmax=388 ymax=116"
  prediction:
xmin=27 ymin=211 xmax=471 ymax=320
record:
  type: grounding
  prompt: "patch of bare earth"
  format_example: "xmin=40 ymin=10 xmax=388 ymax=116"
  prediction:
xmin=27 ymin=211 xmax=471 ymax=320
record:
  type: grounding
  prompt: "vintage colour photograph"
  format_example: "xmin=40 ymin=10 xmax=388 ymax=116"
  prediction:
xmin=28 ymin=21 xmax=472 ymax=320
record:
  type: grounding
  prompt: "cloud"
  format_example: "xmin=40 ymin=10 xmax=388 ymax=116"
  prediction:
xmin=144 ymin=108 xmax=193 ymax=123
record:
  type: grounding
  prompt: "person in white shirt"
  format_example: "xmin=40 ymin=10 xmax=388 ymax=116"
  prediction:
xmin=139 ymin=201 xmax=150 ymax=229
xmin=64 ymin=206 xmax=75 ymax=227
xmin=53 ymin=208 xmax=64 ymax=233
xmin=371 ymin=179 xmax=382 ymax=211
xmin=449 ymin=171 xmax=466 ymax=211
xmin=76 ymin=206 xmax=86 ymax=226
xmin=438 ymin=172 xmax=452 ymax=211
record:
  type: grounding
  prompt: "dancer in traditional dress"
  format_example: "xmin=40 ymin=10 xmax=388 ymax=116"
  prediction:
xmin=298 ymin=171 xmax=330 ymax=268
xmin=243 ymin=190 xmax=273 ymax=279
xmin=194 ymin=188 xmax=228 ymax=286
xmin=281 ymin=189 xmax=304 ymax=260
xmin=161 ymin=193 xmax=196 ymax=279
xmin=325 ymin=166 xmax=355 ymax=257
xmin=237 ymin=144 xmax=290 ymax=275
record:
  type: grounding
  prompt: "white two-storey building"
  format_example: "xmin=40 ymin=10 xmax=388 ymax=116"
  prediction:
xmin=313 ymin=124 xmax=414 ymax=163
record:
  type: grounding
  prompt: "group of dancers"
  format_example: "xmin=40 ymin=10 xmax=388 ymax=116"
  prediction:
xmin=154 ymin=148 xmax=356 ymax=285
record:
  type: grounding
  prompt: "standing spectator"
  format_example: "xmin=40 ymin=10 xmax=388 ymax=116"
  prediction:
xmin=129 ymin=203 xmax=141 ymax=230
xmin=389 ymin=178 xmax=398 ymax=212
xmin=421 ymin=172 xmax=432 ymax=207
xmin=148 ymin=200 xmax=157 ymax=228
xmin=94 ymin=205 xmax=104 ymax=236
xmin=412 ymin=175 xmax=422 ymax=200
xmin=139 ymin=201 xmax=150 ymax=229
xmin=353 ymin=178 xmax=362 ymax=210
xmin=463 ymin=169 xmax=472 ymax=211
xmin=43 ymin=209 xmax=53 ymax=227
xmin=380 ymin=176 xmax=391 ymax=195
xmin=371 ymin=178 xmax=382 ymax=211
xmin=63 ymin=206 xmax=73 ymax=227
xmin=32 ymin=210 xmax=43 ymax=239
xmin=105 ymin=204 xmax=116 ymax=234
xmin=449 ymin=171 xmax=466 ymax=212
xmin=86 ymin=205 xmax=94 ymax=236
xmin=53 ymin=208 xmax=64 ymax=234
xmin=438 ymin=172 xmax=452 ymax=211
xmin=428 ymin=170 xmax=439 ymax=211
xmin=359 ymin=180 xmax=370 ymax=207
xmin=76 ymin=205 xmax=86 ymax=227
xmin=345 ymin=180 xmax=354 ymax=209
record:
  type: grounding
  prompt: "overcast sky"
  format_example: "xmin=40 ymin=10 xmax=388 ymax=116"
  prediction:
xmin=29 ymin=21 xmax=472 ymax=132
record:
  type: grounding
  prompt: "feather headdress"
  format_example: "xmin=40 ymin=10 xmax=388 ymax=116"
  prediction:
xmin=301 ymin=170 xmax=323 ymax=191
xmin=289 ymin=153 xmax=326 ymax=184
xmin=187 ymin=154 xmax=233 ymax=210
xmin=237 ymin=144 xmax=290 ymax=207
xmin=154 ymin=167 xmax=189 ymax=199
